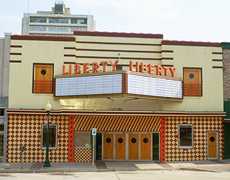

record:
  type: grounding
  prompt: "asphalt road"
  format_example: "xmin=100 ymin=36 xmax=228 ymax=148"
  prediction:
xmin=0 ymin=170 xmax=230 ymax=180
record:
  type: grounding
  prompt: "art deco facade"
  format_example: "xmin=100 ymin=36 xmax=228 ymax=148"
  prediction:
xmin=6 ymin=31 xmax=224 ymax=163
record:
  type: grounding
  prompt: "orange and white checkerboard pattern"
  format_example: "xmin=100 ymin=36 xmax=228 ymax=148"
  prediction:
xmin=7 ymin=113 xmax=69 ymax=163
xmin=165 ymin=116 xmax=224 ymax=161
xmin=7 ymin=113 xmax=224 ymax=163
xmin=74 ymin=145 xmax=92 ymax=163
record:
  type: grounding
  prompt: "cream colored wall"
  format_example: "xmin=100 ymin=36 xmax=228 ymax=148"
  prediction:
xmin=75 ymin=36 xmax=162 ymax=44
xmin=161 ymin=45 xmax=223 ymax=111
xmin=9 ymin=40 xmax=75 ymax=109
xmin=64 ymin=35 xmax=162 ymax=65
xmin=8 ymin=37 xmax=223 ymax=112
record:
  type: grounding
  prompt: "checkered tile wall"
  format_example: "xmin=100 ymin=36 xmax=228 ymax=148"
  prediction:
xmin=7 ymin=113 xmax=224 ymax=163
xmin=165 ymin=116 xmax=224 ymax=161
xmin=74 ymin=145 xmax=92 ymax=163
xmin=7 ymin=113 xmax=69 ymax=163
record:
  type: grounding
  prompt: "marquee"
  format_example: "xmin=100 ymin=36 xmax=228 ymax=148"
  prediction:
xmin=55 ymin=72 xmax=182 ymax=99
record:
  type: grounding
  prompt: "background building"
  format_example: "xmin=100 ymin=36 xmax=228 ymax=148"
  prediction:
xmin=0 ymin=33 xmax=10 ymax=162
xmin=21 ymin=1 xmax=95 ymax=35
xmin=222 ymin=42 xmax=230 ymax=159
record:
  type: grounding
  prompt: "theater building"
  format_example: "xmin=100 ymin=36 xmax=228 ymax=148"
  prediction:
xmin=7 ymin=31 xmax=224 ymax=163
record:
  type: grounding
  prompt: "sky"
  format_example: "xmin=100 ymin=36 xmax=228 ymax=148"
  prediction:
xmin=0 ymin=0 xmax=230 ymax=42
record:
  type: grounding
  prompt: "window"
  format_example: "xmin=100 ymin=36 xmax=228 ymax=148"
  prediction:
xmin=0 ymin=124 xmax=4 ymax=131
xmin=49 ymin=17 xmax=69 ymax=24
xmin=74 ymin=132 xmax=91 ymax=148
xmin=47 ymin=26 xmax=70 ymax=33
xmin=183 ymin=68 xmax=202 ymax=96
xmin=42 ymin=124 xmax=57 ymax=148
xmin=118 ymin=138 xmax=123 ymax=143
xmin=0 ymin=109 xmax=4 ymax=116
xmin=70 ymin=26 xmax=87 ymax=32
xmin=106 ymin=137 xmax=112 ymax=143
xmin=143 ymin=138 xmax=149 ymax=143
xmin=54 ymin=4 xmax=64 ymax=14
xmin=179 ymin=125 xmax=192 ymax=147
xmin=0 ymin=124 xmax=4 ymax=158
xmin=116 ymin=65 xmax=123 ymax=71
xmin=29 ymin=25 xmax=46 ymax=32
xmin=131 ymin=138 xmax=137 ymax=143
xmin=33 ymin=63 xmax=54 ymax=94
xmin=30 ymin=17 xmax=47 ymax=23
xmin=71 ymin=18 xmax=87 ymax=24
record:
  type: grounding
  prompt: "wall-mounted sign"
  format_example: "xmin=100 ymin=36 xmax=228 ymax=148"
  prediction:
xmin=128 ymin=74 xmax=182 ymax=99
xmin=55 ymin=72 xmax=182 ymax=99
xmin=62 ymin=61 xmax=176 ymax=77
xmin=55 ymin=74 xmax=122 ymax=97
xmin=91 ymin=128 xmax=97 ymax=136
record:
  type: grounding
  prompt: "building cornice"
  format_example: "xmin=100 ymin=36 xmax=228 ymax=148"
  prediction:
xmin=7 ymin=109 xmax=225 ymax=116
xmin=74 ymin=31 xmax=163 ymax=39
xmin=11 ymin=35 xmax=75 ymax=42
xmin=162 ymin=40 xmax=220 ymax=47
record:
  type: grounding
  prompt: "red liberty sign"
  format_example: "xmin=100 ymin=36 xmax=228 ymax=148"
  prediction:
xmin=63 ymin=60 xmax=176 ymax=77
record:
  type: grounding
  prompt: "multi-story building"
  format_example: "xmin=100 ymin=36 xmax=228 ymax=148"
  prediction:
xmin=0 ymin=33 xmax=10 ymax=162
xmin=222 ymin=42 xmax=230 ymax=159
xmin=6 ymin=31 xmax=224 ymax=163
xmin=22 ymin=1 xmax=95 ymax=35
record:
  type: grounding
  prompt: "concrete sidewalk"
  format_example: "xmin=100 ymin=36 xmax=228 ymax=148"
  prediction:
xmin=0 ymin=163 xmax=97 ymax=173
xmin=0 ymin=160 xmax=230 ymax=173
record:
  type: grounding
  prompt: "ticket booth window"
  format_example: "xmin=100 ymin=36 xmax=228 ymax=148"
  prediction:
xmin=33 ymin=63 xmax=54 ymax=94
xmin=179 ymin=125 xmax=193 ymax=148
xmin=74 ymin=132 xmax=91 ymax=148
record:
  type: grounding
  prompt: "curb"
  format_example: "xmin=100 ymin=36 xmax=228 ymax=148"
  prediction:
xmin=0 ymin=167 xmax=220 ymax=173
xmin=0 ymin=168 xmax=99 ymax=173
xmin=178 ymin=168 xmax=217 ymax=173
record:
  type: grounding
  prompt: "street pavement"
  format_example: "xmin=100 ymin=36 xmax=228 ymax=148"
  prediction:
xmin=0 ymin=170 xmax=230 ymax=180
xmin=0 ymin=160 xmax=230 ymax=174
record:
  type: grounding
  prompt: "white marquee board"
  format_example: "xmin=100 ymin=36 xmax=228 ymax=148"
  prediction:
xmin=55 ymin=74 xmax=122 ymax=96
xmin=128 ymin=74 xmax=182 ymax=99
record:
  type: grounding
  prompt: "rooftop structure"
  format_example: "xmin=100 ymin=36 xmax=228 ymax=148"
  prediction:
xmin=22 ymin=1 xmax=95 ymax=35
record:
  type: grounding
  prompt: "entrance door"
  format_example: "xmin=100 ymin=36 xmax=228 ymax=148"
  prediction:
xmin=140 ymin=134 xmax=151 ymax=160
xmin=96 ymin=133 xmax=102 ymax=160
xmin=208 ymin=131 xmax=218 ymax=159
xmin=115 ymin=134 xmax=126 ymax=160
xmin=0 ymin=124 xmax=4 ymax=160
xmin=129 ymin=134 xmax=139 ymax=160
xmin=103 ymin=134 xmax=113 ymax=160
xmin=152 ymin=133 xmax=159 ymax=161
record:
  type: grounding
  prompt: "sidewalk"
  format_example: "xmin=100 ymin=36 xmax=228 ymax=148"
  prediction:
xmin=0 ymin=160 xmax=230 ymax=173
xmin=0 ymin=162 xmax=97 ymax=173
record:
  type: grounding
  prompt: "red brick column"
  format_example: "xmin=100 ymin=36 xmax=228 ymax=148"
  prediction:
xmin=68 ymin=115 xmax=75 ymax=162
xmin=159 ymin=117 xmax=166 ymax=162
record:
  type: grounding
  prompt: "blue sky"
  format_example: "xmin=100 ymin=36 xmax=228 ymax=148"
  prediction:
xmin=0 ymin=0 xmax=230 ymax=42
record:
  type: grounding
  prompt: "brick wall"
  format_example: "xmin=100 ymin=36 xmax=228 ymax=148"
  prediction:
xmin=223 ymin=49 xmax=230 ymax=100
